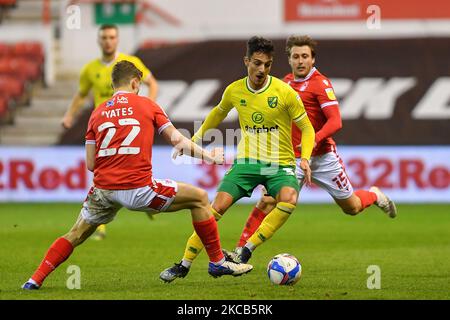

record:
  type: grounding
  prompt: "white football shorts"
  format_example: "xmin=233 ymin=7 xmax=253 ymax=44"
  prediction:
xmin=81 ymin=178 xmax=178 ymax=225
xmin=296 ymin=150 xmax=353 ymax=200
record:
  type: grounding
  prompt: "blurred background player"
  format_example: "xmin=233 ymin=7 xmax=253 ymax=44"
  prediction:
xmin=21 ymin=60 xmax=252 ymax=290
xmin=233 ymin=35 xmax=398 ymax=252
xmin=61 ymin=23 xmax=160 ymax=240
xmin=159 ymin=36 xmax=315 ymax=282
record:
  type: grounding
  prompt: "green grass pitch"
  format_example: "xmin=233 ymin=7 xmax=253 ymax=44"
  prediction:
xmin=1 ymin=203 xmax=449 ymax=300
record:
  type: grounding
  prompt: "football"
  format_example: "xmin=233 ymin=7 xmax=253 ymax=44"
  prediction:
xmin=267 ymin=253 xmax=302 ymax=285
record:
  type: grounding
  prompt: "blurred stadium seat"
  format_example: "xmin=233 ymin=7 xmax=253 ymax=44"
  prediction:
xmin=0 ymin=41 xmax=43 ymax=123
xmin=0 ymin=94 xmax=8 ymax=117
xmin=0 ymin=0 xmax=17 ymax=5
xmin=12 ymin=41 xmax=45 ymax=64
xmin=0 ymin=75 xmax=25 ymax=100
xmin=0 ymin=42 xmax=11 ymax=56
xmin=0 ymin=56 xmax=42 ymax=82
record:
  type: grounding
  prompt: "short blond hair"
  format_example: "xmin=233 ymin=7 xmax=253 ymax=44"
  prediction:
xmin=111 ymin=60 xmax=143 ymax=88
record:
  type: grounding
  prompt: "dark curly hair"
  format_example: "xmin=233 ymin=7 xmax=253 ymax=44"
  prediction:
xmin=246 ymin=36 xmax=275 ymax=58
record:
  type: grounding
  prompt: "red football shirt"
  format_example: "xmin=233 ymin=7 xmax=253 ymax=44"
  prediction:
xmin=285 ymin=67 xmax=340 ymax=157
xmin=85 ymin=91 xmax=172 ymax=189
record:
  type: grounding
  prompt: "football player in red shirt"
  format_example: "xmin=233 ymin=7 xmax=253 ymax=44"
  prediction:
xmin=233 ymin=35 xmax=397 ymax=252
xmin=22 ymin=61 xmax=253 ymax=290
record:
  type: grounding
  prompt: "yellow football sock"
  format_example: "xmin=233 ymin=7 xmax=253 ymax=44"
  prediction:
xmin=96 ymin=224 xmax=106 ymax=233
xmin=211 ymin=208 xmax=223 ymax=221
xmin=182 ymin=231 xmax=204 ymax=262
xmin=246 ymin=202 xmax=295 ymax=249
xmin=182 ymin=208 xmax=223 ymax=263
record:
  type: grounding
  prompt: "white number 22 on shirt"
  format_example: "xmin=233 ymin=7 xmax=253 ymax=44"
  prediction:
xmin=97 ymin=118 xmax=140 ymax=157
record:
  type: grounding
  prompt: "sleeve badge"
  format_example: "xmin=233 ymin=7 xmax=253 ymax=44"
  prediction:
xmin=325 ymin=87 xmax=336 ymax=100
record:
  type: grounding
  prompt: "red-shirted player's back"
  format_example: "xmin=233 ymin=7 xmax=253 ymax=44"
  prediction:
xmin=284 ymin=67 xmax=338 ymax=158
xmin=85 ymin=91 xmax=171 ymax=190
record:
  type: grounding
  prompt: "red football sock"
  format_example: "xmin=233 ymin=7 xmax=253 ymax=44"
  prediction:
xmin=237 ymin=207 xmax=267 ymax=247
xmin=31 ymin=237 xmax=74 ymax=286
xmin=354 ymin=190 xmax=377 ymax=210
xmin=193 ymin=217 xmax=224 ymax=264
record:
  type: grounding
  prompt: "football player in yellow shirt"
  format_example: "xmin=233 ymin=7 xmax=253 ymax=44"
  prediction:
xmin=61 ymin=24 xmax=159 ymax=240
xmin=160 ymin=36 xmax=315 ymax=282
xmin=62 ymin=24 xmax=158 ymax=129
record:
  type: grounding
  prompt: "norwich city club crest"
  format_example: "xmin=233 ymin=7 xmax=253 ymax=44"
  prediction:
xmin=267 ymin=96 xmax=278 ymax=108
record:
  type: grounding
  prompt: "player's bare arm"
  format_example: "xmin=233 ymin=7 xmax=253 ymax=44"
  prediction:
xmin=293 ymin=113 xmax=314 ymax=186
xmin=170 ymin=103 xmax=230 ymax=159
xmin=85 ymin=143 xmax=96 ymax=172
xmin=62 ymin=92 xmax=87 ymax=129
xmin=161 ymin=124 xmax=224 ymax=165
xmin=143 ymin=73 xmax=159 ymax=101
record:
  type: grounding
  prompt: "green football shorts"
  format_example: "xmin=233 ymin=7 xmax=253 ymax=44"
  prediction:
xmin=217 ymin=158 xmax=299 ymax=203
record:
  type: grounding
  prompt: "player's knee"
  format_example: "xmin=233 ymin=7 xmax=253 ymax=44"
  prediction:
xmin=277 ymin=188 xmax=298 ymax=206
xmin=211 ymin=193 xmax=233 ymax=215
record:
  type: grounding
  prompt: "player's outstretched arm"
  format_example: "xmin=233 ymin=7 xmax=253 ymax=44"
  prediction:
xmin=161 ymin=124 xmax=224 ymax=164
xmin=294 ymin=114 xmax=315 ymax=185
xmin=143 ymin=73 xmax=159 ymax=101
xmin=294 ymin=114 xmax=315 ymax=159
xmin=63 ymin=65 xmax=91 ymax=129
xmin=191 ymin=106 xmax=229 ymax=144
xmin=62 ymin=92 xmax=87 ymax=129
xmin=315 ymin=105 xmax=342 ymax=144
xmin=171 ymin=105 xmax=230 ymax=159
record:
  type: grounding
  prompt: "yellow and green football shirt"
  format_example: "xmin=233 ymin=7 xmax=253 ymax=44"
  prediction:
xmin=78 ymin=52 xmax=151 ymax=107
xmin=193 ymin=75 xmax=314 ymax=166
